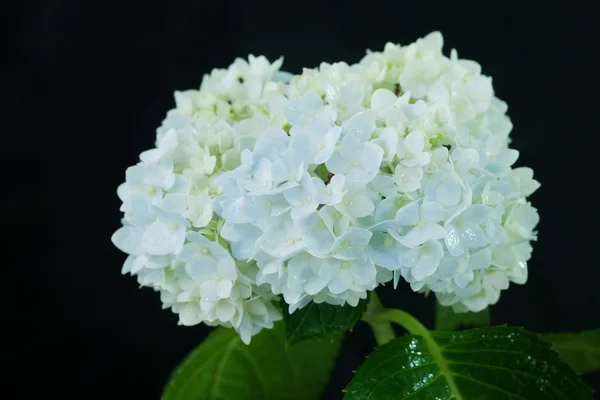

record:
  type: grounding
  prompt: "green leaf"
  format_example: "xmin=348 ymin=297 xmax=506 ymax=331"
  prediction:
xmin=345 ymin=326 xmax=593 ymax=399
xmin=541 ymin=331 xmax=600 ymax=374
xmin=435 ymin=301 xmax=490 ymax=331
xmin=162 ymin=321 xmax=341 ymax=400
xmin=283 ymin=295 xmax=369 ymax=344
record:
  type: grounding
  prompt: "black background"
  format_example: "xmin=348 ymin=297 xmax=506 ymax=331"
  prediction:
xmin=8 ymin=0 xmax=600 ymax=398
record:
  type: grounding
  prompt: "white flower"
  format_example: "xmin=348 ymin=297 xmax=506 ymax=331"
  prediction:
xmin=335 ymin=182 xmax=375 ymax=219
xmin=400 ymin=239 xmax=444 ymax=281
xmin=287 ymin=253 xmax=331 ymax=296
xmin=143 ymin=158 xmax=176 ymax=190
xmin=326 ymin=81 xmax=365 ymax=121
xmin=390 ymin=200 xmax=447 ymax=248
xmin=142 ymin=207 xmax=190 ymax=256
xmin=330 ymin=227 xmax=372 ymax=260
xmin=507 ymin=167 xmax=541 ymax=197
xmin=445 ymin=205 xmax=492 ymax=256
xmin=400 ymin=58 xmax=444 ymax=99
xmin=367 ymin=231 xmax=407 ymax=271
xmin=326 ymin=256 xmax=377 ymax=294
xmin=178 ymin=232 xmax=238 ymax=300
xmin=113 ymin=33 xmax=540 ymax=340
xmin=421 ymin=164 xmax=472 ymax=222
xmin=316 ymin=174 xmax=346 ymax=205
xmin=341 ymin=110 xmax=376 ymax=142
xmin=372 ymin=127 xmax=399 ymax=163
xmin=290 ymin=110 xmax=341 ymax=164
xmin=368 ymin=175 xmax=397 ymax=198
xmin=326 ymin=135 xmax=383 ymax=183
xmin=370 ymin=88 xmax=397 ymax=112
xmin=397 ymin=130 xmax=431 ymax=167
xmin=283 ymin=172 xmax=323 ymax=219
xmin=294 ymin=211 xmax=335 ymax=256
xmin=236 ymin=297 xmax=282 ymax=345
xmin=257 ymin=215 xmax=305 ymax=260
xmin=394 ymin=164 xmax=423 ymax=192
xmin=185 ymin=190 xmax=213 ymax=228
xmin=285 ymin=92 xmax=325 ymax=126
xmin=220 ymin=222 xmax=262 ymax=260
xmin=504 ymin=203 xmax=539 ymax=240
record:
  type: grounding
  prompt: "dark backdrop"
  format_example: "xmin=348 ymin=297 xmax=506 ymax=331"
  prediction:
xmin=8 ymin=0 xmax=600 ymax=398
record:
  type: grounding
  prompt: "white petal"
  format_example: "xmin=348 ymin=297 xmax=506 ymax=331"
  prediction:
xmin=395 ymin=201 xmax=420 ymax=226
xmin=411 ymin=152 xmax=431 ymax=166
xmin=201 ymin=281 xmax=219 ymax=301
xmin=178 ymin=243 xmax=199 ymax=261
xmin=360 ymin=143 xmax=384 ymax=174
xmin=247 ymin=298 xmax=269 ymax=317
xmin=375 ymin=195 xmax=401 ymax=223
xmin=461 ymin=225 xmax=488 ymax=248
xmin=111 ymin=226 xmax=143 ymax=255
xmin=326 ymin=152 xmax=351 ymax=175
xmin=237 ymin=317 xmax=253 ymax=345
xmin=288 ymin=255 xmax=311 ymax=282
xmin=130 ymin=255 xmax=148 ymax=274
xmin=216 ymin=301 xmax=236 ymax=322
xmin=186 ymin=258 xmax=216 ymax=278
xmin=217 ymin=280 xmax=233 ymax=298
xmin=371 ymin=88 xmax=397 ymax=112
xmin=302 ymin=229 xmax=335 ymax=256
xmin=393 ymin=270 xmax=401 ymax=289
xmin=404 ymin=130 xmax=425 ymax=153
xmin=339 ymin=135 xmax=363 ymax=161
xmin=349 ymin=194 xmax=374 ymax=218
xmin=329 ymin=174 xmax=345 ymax=192
xmin=121 ymin=255 xmax=135 ymax=274
xmin=454 ymin=270 xmax=474 ymax=288
xmin=328 ymin=269 xmax=353 ymax=294
xmin=350 ymin=258 xmax=376 ymax=284
xmin=314 ymin=127 xmax=342 ymax=164
xmin=436 ymin=180 xmax=462 ymax=207
xmin=445 ymin=226 xmax=464 ymax=256
xmin=412 ymin=254 xmax=440 ymax=280
xmin=398 ymin=226 xmax=428 ymax=248
xmin=468 ymin=248 xmax=491 ymax=270
xmin=366 ymin=232 xmax=403 ymax=271
xmin=284 ymin=185 xmax=309 ymax=207
xmin=141 ymin=220 xmax=176 ymax=255
xmin=217 ymin=259 xmax=237 ymax=280
xmin=421 ymin=201 xmax=446 ymax=223
xmin=162 ymin=194 xmax=187 ymax=214
xmin=423 ymin=223 xmax=446 ymax=240
xmin=462 ymin=205 xmax=491 ymax=225
xmin=342 ymin=110 xmax=376 ymax=141
xmin=304 ymin=277 xmax=327 ymax=295
xmin=179 ymin=303 xmax=203 ymax=326
xmin=320 ymin=260 xmax=341 ymax=282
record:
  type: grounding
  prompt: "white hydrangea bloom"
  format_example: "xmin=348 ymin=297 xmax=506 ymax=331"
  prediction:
xmin=113 ymin=32 xmax=540 ymax=343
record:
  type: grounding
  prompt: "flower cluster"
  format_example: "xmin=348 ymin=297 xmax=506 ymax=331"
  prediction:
xmin=112 ymin=32 xmax=539 ymax=343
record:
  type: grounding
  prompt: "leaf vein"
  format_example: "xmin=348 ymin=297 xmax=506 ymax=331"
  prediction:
xmin=365 ymin=365 xmax=440 ymax=399
xmin=453 ymin=374 xmax=529 ymax=400
xmin=236 ymin=347 xmax=269 ymax=399
xmin=447 ymin=360 xmax=552 ymax=382
xmin=401 ymin=374 xmax=443 ymax=400
xmin=208 ymin=335 xmax=239 ymax=400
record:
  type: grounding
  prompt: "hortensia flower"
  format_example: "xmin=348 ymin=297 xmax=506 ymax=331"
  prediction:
xmin=112 ymin=32 xmax=539 ymax=343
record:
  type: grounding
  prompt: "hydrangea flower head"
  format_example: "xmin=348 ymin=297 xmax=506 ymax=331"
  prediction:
xmin=112 ymin=32 xmax=539 ymax=343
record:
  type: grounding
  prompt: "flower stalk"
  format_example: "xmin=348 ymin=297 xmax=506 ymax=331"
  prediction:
xmin=362 ymin=292 xmax=396 ymax=346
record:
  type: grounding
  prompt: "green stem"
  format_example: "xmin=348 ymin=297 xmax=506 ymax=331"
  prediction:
xmin=362 ymin=292 xmax=396 ymax=346
xmin=379 ymin=309 xmax=430 ymax=337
